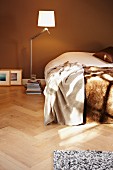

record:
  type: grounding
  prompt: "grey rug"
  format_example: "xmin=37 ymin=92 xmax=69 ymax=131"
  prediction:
xmin=53 ymin=150 xmax=113 ymax=170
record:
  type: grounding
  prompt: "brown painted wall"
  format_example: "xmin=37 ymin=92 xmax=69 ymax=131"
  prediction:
xmin=0 ymin=0 xmax=113 ymax=78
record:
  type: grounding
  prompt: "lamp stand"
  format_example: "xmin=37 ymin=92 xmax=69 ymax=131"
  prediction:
xmin=30 ymin=28 xmax=50 ymax=81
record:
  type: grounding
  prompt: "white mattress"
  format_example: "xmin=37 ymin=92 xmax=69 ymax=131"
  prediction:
xmin=45 ymin=52 xmax=113 ymax=79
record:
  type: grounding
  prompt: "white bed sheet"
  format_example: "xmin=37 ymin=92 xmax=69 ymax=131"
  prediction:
xmin=45 ymin=52 xmax=113 ymax=79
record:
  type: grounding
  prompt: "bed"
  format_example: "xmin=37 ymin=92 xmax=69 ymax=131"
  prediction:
xmin=44 ymin=47 xmax=113 ymax=125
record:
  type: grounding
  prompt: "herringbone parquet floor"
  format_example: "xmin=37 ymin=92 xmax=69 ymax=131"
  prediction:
xmin=0 ymin=86 xmax=113 ymax=170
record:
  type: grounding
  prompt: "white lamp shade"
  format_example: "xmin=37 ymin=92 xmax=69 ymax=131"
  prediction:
xmin=38 ymin=11 xmax=55 ymax=27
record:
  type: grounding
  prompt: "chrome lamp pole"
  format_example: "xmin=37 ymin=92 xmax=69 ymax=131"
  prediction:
xmin=30 ymin=11 xmax=55 ymax=81
xmin=30 ymin=28 xmax=50 ymax=81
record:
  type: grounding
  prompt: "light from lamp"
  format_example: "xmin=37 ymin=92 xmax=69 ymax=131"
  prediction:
xmin=38 ymin=11 xmax=55 ymax=27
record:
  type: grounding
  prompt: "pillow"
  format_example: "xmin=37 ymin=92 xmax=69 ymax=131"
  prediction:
xmin=93 ymin=46 xmax=113 ymax=63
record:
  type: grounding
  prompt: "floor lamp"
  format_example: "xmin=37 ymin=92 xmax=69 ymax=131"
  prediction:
xmin=30 ymin=10 xmax=55 ymax=81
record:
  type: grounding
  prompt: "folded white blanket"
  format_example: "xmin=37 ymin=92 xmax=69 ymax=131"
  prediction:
xmin=44 ymin=62 xmax=85 ymax=125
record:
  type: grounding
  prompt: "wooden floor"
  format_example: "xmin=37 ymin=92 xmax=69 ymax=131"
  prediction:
xmin=0 ymin=86 xmax=113 ymax=170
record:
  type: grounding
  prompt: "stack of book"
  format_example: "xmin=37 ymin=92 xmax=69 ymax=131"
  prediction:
xmin=26 ymin=80 xmax=42 ymax=94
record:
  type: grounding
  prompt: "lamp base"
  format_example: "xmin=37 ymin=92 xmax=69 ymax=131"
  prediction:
xmin=30 ymin=74 xmax=37 ymax=83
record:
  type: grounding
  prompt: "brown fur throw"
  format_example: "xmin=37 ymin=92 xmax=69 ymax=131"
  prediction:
xmin=84 ymin=66 xmax=113 ymax=123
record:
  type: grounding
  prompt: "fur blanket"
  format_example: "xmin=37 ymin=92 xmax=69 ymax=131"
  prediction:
xmin=84 ymin=66 xmax=113 ymax=123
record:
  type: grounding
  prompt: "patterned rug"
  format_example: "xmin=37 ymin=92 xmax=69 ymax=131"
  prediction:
xmin=53 ymin=150 xmax=113 ymax=170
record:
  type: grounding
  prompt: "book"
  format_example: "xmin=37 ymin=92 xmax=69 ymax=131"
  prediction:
xmin=26 ymin=88 xmax=42 ymax=91
xmin=26 ymin=84 xmax=40 ymax=89
xmin=26 ymin=91 xmax=42 ymax=94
